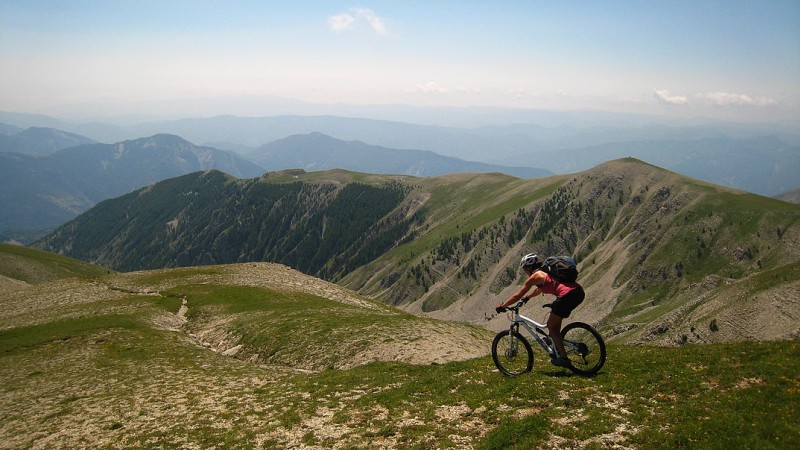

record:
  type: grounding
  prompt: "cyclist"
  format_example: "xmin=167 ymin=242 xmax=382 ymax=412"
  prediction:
xmin=495 ymin=253 xmax=585 ymax=367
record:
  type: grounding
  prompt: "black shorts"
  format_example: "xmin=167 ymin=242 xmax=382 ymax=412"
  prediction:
xmin=551 ymin=286 xmax=585 ymax=319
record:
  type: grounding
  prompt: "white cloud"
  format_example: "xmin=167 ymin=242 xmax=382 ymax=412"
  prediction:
xmin=407 ymin=81 xmax=449 ymax=94
xmin=328 ymin=13 xmax=356 ymax=33
xmin=653 ymin=89 xmax=689 ymax=106
xmin=653 ymin=89 xmax=778 ymax=108
xmin=352 ymin=8 xmax=388 ymax=36
xmin=696 ymin=91 xmax=777 ymax=107
xmin=328 ymin=8 xmax=389 ymax=36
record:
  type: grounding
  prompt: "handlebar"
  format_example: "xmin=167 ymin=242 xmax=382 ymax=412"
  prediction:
xmin=496 ymin=298 xmax=553 ymax=314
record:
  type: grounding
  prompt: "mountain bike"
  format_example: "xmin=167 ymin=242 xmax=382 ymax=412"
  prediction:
xmin=492 ymin=298 xmax=606 ymax=377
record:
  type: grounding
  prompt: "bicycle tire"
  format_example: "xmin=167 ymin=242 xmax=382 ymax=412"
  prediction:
xmin=492 ymin=330 xmax=533 ymax=377
xmin=561 ymin=322 xmax=606 ymax=376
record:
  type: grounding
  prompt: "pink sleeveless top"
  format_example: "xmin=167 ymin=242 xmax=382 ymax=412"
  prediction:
xmin=536 ymin=272 xmax=579 ymax=298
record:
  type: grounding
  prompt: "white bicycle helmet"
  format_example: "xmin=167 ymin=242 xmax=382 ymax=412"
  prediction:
xmin=519 ymin=253 xmax=543 ymax=269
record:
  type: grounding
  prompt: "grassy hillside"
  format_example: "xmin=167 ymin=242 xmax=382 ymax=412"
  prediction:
xmin=0 ymin=243 xmax=112 ymax=287
xmin=35 ymin=159 xmax=800 ymax=348
xmin=0 ymin=258 xmax=797 ymax=448
xmin=341 ymin=159 xmax=800 ymax=345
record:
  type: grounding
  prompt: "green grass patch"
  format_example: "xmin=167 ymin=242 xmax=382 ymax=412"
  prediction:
xmin=2 ymin=312 xmax=798 ymax=449
xmin=0 ymin=314 xmax=146 ymax=355
xmin=0 ymin=243 xmax=112 ymax=284
xmin=477 ymin=414 xmax=549 ymax=450
xmin=161 ymin=284 xmax=419 ymax=369
xmin=276 ymin=340 xmax=800 ymax=448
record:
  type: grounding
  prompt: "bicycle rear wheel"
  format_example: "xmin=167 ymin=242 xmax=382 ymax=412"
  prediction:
xmin=561 ymin=322 xmax=606 ymax=376
xmin=492 ymin=330 xmax=533 ymax=377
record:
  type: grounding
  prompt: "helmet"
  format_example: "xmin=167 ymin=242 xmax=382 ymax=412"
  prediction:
xmin=519 ymin=253 xmax=542 ymax=269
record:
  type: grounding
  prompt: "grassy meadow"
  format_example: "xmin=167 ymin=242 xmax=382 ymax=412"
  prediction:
xmin=2 ymin=326 xmax=798 ymax=448
xmin=1 ymin=266 xmax=797 ymax=448
xmin=1 ymin=244 xmax=798 ymax=448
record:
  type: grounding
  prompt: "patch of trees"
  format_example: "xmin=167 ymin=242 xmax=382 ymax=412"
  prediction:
xmin=38 ymin=174 xmax=415 ymax=279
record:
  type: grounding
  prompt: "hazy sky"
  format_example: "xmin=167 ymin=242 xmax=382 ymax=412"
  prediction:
xmin=1 ymin=1 xmax=799 ymax=123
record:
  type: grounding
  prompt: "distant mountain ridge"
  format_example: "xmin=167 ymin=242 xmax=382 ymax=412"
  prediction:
xmin=0 ymin=126 xmax=97 ymax=156
xmin=524 ymin=136 xmax=800 ymax=196
xmin=0 ymin=134 xmax=264 ymax=232
xmin=778 ymin=189 xmax=800 ymax=205
xmin=250 ymin=132 xmax=551 ymax=179
xmin=3 ymin=111 xmax=797 ymax=196
xmin=2 ymin=113 xmax=799 ymax=242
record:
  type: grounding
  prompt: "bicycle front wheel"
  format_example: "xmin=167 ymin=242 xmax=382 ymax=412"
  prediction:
xmin=561 ymin=322 xmax=606 ymax=376
xmin=492 ymin=330 xmax=533 ymax=377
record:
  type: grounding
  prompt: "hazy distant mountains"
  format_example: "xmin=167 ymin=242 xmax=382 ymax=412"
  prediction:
xmin=0 ymin=126 xmax=97 ymax=156
xmin=249 ymin=132 xmax=551 ymax=179
xmin=527 ymin=136 xmax=800 ymax=197
xmin=1 ymin=110 xmax=796 ymax=196
xmin=0 ymin=134 xmax=263 ymax=232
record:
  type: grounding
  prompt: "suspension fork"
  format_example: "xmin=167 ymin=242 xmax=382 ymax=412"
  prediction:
xmin=506 ymin=322 xmax=519 ymax=358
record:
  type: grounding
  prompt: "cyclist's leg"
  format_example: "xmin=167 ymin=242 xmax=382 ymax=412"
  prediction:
xmin=549 ymin=287 xmax=585 ymax=362
xmin=547 ymin=313 xmax=567 ymax=359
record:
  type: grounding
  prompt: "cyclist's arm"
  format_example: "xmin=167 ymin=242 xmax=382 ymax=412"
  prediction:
xmin=498 ymin=271 xmax=545 ymax=308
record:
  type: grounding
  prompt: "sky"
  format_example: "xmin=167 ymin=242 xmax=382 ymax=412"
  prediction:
xmin=1 ymin=0 xmax=799 ymax=124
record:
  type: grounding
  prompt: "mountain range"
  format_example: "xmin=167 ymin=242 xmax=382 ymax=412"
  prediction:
xmin=0 ymin=128 xmax=551 ymax=241
xmin=0 ymin=126 xmax=97 ymax=156
xmin=1 ymin=110 xmax=797 ymax=196
xmin=0 ymin=134 xmax=263 ymax=233
xmin=248 ymin=132 xmax=550 ymax=179
xmin=524 ymin=135 xmax=800 ymax=196
xmin=36 ymin=159 xmax=800 ymax=346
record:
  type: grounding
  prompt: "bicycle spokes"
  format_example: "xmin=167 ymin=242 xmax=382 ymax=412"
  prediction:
xmin=492 ymin=330 xmax=533 ymax=377
xmin=565 ymin=341 xmax=586 ymax=364
xmin=566 ymin=341 xmax=590 ymax=356
xmin=560 ymin=322 xmax=606 ymax=376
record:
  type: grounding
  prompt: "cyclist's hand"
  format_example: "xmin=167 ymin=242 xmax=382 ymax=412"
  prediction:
xmin=495 ymin=305 xmax=507 ymax=313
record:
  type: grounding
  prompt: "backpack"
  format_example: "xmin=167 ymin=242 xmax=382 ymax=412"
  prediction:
xmin=543 ymin=256 xmax=578 ymax=283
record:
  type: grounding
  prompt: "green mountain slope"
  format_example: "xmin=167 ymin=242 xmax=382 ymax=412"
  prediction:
xmin=341 ymin=159 xmax=800 ymax=345
xmin=36 ymin=159 xmax=800 ymax=346
xmin=0 ymin=243 xmax=112 ymax=291
xmin=0 ymin=254 xmax=797 ymax=448
xmin=37 ymin=169 xmax=418 ymax=276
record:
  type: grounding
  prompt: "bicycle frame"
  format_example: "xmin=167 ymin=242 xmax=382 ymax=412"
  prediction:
xmin=507 ymin=307 xmax=556 ymax=357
